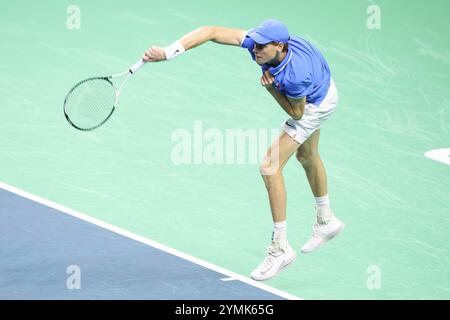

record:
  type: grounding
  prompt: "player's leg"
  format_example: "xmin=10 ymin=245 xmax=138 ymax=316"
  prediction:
xmin=251 ymin=132 xmax=300 ymax=281
xmin=296 ymin=129 xmax=345 ymax=253
xmin=296 ymin=129 xmax=328 ymax=201
xmin=260 ymin=132 xmax=301 ymax=223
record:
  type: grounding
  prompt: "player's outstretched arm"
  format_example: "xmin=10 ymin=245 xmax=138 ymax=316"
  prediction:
xmin=143 ymin=26 xmax=247 ymax=62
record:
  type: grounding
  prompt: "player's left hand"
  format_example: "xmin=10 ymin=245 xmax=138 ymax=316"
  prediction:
xmin=261 ymin=70 xmax=275 ymax=89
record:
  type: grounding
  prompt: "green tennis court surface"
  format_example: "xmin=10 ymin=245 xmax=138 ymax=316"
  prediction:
xmin=1 ymin=0 xmax=449 ymax=299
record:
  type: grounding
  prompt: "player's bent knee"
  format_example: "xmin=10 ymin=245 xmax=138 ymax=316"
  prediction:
xmin=296 ymin=151 xmax=319 ymax=166
xmin=259 ymin=162 xmax=281 ymax=176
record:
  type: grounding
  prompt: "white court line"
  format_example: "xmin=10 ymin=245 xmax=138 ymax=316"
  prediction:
xmin=0 ymin=181 xmax=302 ymax=300
xmin=424 ymin=148 xmax=450 ymax=166
xmin=220 ymin=277 xmax=236 ymax=282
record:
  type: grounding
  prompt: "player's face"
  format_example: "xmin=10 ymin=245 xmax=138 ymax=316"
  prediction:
xmin=253 ymin=42 xmax=283 ymax=65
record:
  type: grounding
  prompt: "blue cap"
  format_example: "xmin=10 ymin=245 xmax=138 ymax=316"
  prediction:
xmin=247 ymin=19 xmax=290 ymax=44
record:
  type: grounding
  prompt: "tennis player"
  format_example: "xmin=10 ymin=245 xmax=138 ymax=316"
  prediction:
xmin=143 ymin=19 xmax=345 ymax=281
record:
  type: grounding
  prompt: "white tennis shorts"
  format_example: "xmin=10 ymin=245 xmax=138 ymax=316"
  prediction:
xmin=281 ymin=78 xmax=339 ymax=144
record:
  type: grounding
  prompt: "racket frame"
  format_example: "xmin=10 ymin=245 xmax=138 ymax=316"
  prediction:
xmin=63 ymin=59 xmax=144 ymax=131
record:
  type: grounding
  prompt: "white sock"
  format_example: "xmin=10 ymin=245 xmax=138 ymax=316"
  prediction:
xmin=273 ymin=220 xmax=287 ymax=232
xmin=272 ymin=221 xmax=287 ymax=247
xmin=314 ymin=194 xmax=332 ymax=224
xmin=314 ymin=194 xmax=330 ymax=208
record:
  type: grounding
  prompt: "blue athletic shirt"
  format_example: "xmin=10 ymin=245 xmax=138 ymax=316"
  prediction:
xmin=241 ymin=32 xmax=331 ymax=105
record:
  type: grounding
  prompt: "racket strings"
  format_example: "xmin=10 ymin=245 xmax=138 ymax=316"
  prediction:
xmin=64 ymin=78 xmax=116 ymax=130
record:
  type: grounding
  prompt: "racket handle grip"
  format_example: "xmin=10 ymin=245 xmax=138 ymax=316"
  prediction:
xmin=129 ymin=59 xmax=145 ymax=74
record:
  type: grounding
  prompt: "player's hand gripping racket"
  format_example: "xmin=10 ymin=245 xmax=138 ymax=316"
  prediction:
xmin=63 ymin=59 xmax=145 ymax=131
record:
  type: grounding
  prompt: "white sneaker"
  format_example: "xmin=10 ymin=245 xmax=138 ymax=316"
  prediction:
xmin=300 ymin=216 xmax=345 ymax=253
xmin=250 ymin=231 xmax=297 ymax=281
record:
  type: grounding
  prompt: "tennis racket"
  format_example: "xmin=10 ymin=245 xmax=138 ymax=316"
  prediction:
xmin=63 ymin=59 xmax=145 ymax=131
